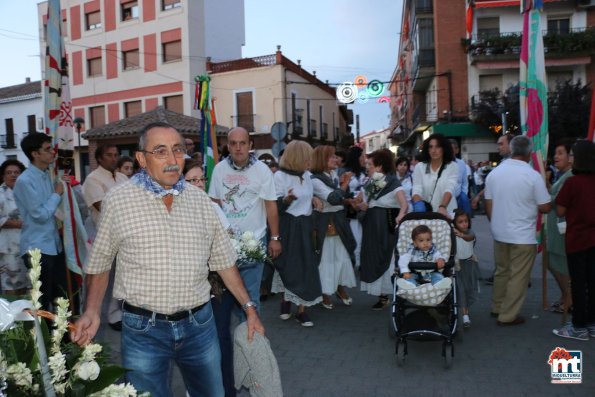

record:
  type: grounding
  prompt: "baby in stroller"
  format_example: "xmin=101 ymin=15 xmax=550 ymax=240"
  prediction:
xmin=396 ymin=224 xmax=452 ymax=291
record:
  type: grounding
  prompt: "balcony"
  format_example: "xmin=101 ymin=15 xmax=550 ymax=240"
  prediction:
xmin=0 ymin=134 xmax=17 ymax=149
xmin=415 ymin=0 xmax=433 ymax=14
xmin=464 ymin=27 xmax=595 ymax=64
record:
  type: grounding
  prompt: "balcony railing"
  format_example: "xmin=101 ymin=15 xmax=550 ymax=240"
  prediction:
xmin=464 ymin=27 xmax=595 ymax=57
xmin=0 ymin=134 xmax=17 ymax=149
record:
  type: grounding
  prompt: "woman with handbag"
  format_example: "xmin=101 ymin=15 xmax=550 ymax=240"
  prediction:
xmin=411 ymin=133 xmax=459 ymax=217
xmin=545 ymin=139 xmax=574 ymax=314
xmin=359 ymin=149 xmax=409 ymax=309
xmin=311 ymin=145 xmax=358 ymax=310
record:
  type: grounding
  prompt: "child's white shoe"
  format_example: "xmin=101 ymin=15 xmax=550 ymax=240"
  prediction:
xmin=397 ymin=278 xmax=416 ymax=290
xmin=433 ymin=278 xmax=452 ymax=289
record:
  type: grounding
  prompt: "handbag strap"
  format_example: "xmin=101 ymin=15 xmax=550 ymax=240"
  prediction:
xmin=427 ymin=162 xmax=446 ymax=203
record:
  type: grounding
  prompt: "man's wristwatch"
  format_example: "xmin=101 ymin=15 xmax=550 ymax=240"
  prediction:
xmin=270 ymin=236 xmax=281 ymax=241
xmin=242 ymin=300 xmax=257 ymax=311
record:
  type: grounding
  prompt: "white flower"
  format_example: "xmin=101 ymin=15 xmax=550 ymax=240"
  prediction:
xmin=80 ymin=343 xmax=103 ymax=362
xmin=28 ymin=249 xmax=43 ymax=311
xmin=77 ymin=360 xmax=100 ymax=381
xmin=89 ymin=383 xmax=139 ymax=397
xmin=241 ymin=231 xmax=254 ymax=242
xmin=48 ymin=352 xmax=68 ymax=392
xmin=245 ymin=239 xmax=259 ymax=250
xmin=7 ymin=362 xmax=33 ymax=388
xmin=377 ymin=180 xmax=387 ymax=188
xmin=51 ymin=297 xmax=71 ymax=354
xmin=371 ymin=172 xmax=384 ymax=181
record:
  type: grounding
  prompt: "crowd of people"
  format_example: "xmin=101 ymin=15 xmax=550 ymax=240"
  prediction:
xmin=1 ymin=124 xmax=594 ymax=396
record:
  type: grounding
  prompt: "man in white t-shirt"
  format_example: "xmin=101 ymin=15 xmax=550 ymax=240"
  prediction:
xmin=82 ymin=144 xmax=128 ymax=331
xmin=485 ymin=135 xmax=551 ymax=326
xmin=208 ymin=127 xmax=281 ymax=397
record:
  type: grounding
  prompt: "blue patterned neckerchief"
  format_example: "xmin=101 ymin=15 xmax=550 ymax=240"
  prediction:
xmin=131 ymin=168 xmax=186 ymax=198
xmin=226 ymin=152 xmax=258 ymax=171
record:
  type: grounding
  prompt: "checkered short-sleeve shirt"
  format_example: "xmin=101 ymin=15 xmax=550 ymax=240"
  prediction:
xmin=87 ymin=182 xmax=236 ymax=314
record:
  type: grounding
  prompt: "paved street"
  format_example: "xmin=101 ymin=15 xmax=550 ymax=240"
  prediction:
xmin=97 ymin=215 xmax=595 ymax=396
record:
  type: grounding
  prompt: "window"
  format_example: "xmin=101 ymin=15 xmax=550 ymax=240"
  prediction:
xmin=322 ymin=122 xmax=328 ymax=139
xmin=235 ymin=91 xmax=254 ymax=131
xmin=123 ymin=49 xmax=140 ymax=70
xmin=162 ymin=40 xmax=182 ymax=62
xmin=121 ymin=1 xmax=139 ymax=21
xmin=309 ymin=119 xmax=317 ymax=137
xmin=2 ymin=118 xmax=15 ymax=148
xmin=27 ymin=115 xmax=36 ymax=133
xmin=164 ymin=95 xmax=183 ymax=113
xmin=124 ymin=100 xmax=142 ymax=117
xmin=89 ymin=106 xmax=106 ymax=128
xmin=548 ymin=17 xmax=570 ymax=35
xmin=86 ymin=11 xmax=101 ymax=30
xmin=291 ymin=92 xmax=302 ymax=135
xmin=479 ymin=74 xmax=503 ymax=92
xmin=477 ymin=17 xmax=500 ymax=40
xmin=87 ymin=57 xmax=102 ymax=77
xmin=162 ymin=0 xmax=181 ymax=10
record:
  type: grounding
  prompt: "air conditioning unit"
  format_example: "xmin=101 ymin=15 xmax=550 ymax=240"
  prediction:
xmin=36 ymin=117 xmax=44 ymax=131
xmin=578 ymin=0 xmax=595 ymax=8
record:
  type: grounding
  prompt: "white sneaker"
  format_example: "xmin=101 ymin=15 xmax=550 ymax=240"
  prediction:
xmin=463 ymin=314 xmax=471 ymax=328
xmin=397 ymin=278 xmax=416 ymax=290
xmin=433 ymin=278 xmax=452 ymax=289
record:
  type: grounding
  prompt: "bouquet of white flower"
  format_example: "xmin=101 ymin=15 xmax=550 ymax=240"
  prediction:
xmin=364 ymin=172 xmax=387 ymax=202
xmin=0 ymin=249 xmax=149 ymax=397
xmin=230 ymin=231 xmax=268 ymax=267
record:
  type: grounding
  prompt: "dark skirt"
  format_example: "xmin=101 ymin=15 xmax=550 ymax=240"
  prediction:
xmin=457 ymin=257 xmax=479 ymax=308
xmin=360 ymin=207 xmax=397 ymax=284
xmin=274 ymin=213 xmax=322 ymax=302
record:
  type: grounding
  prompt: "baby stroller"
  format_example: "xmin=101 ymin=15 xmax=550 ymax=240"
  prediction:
xmin=390 ymin=212 xmax=459 ymax=368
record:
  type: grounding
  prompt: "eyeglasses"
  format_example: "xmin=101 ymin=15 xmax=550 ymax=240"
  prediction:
xmin=142 ymin=147 xmax=187 ymax=159
xmin=185 ymin=177 xmax=207 ymax=184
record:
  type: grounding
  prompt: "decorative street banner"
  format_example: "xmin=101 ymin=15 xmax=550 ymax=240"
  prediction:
xmin=194 ymin=75 xmax=219 ymax=190
xmin=45 ymin=0 xmax=86 ymax=306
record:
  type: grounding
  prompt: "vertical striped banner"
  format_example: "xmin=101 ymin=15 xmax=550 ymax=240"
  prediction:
xmin=588 ymin=88 xmax=595 ymax=142
xmin=45 ymin=0 xmax=86 ymax=286
xmin=194 ymin=75 xmax=219 ymax=190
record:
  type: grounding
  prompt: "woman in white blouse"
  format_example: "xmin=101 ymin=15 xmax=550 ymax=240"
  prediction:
xmin=272 ymin=141 xmax=322 ymax=327
xmin=411 ymin=133 xmax=459 ymax=217
xmin=311 ymin=145 xmax=358 ymax=309
xmin=359 ymin=150 xmax=409 ymax=309
xmin=343 ymin=146 xmax=367 ymax=269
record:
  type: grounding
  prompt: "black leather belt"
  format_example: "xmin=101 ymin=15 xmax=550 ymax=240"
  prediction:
xmin=122 ymin=301 xmax=206 ymax=321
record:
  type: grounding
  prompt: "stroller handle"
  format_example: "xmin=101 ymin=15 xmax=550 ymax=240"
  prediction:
xmin=407 ymin=260 xmax=454 ymax=271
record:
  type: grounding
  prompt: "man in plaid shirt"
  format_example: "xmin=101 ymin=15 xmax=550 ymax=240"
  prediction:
xmin=73 ymin=122 xmax=264 ymax=397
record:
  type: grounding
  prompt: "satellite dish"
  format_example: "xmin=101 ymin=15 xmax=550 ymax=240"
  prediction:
xmin=271 ymin=122 xmax=287 ymax=141
xmin=272 ymin=141 xmax=286 ymax=158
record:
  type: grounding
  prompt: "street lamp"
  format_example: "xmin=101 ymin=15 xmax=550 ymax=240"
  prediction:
xmin=74 ymin=117 xmax=84 ymax=148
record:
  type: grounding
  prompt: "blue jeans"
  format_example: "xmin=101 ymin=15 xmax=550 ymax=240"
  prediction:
xmin=121 ymin=302 xmax=224 ymax=397
xmin=403 ymin=271 xmax=444 ymax=287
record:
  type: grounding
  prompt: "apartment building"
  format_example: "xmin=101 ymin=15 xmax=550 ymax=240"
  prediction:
xmin=207 ymin=47 xmax=354 ymax=151
xmin=37 ymin=0 xmax=245 ymax=175
xmin=0 ymin=79 xmax=44 ymax=165
xmin=390 ymin=0 xmax=594 ymax=162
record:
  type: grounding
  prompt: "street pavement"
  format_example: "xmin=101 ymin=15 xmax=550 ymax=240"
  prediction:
xmin=96 ymin=214 xmax=595 ymax=397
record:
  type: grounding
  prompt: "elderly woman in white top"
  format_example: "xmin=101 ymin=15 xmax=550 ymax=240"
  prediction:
xmin=311 ymin=145 xmax=358 ymax=310
xmin=0 ymin=159 xmax=29 ymax=295
xmin=411 ymin=133 xmax=459 ymax=217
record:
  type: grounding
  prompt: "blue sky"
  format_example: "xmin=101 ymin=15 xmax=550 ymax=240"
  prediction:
xmin=0 ymin=0 xmax=401 ymax=135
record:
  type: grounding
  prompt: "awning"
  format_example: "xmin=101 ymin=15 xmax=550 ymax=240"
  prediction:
xmin=474 ymin=0 xmax=564 ymax=8
xmin=430 ymin=122 xmax=494 ymax=138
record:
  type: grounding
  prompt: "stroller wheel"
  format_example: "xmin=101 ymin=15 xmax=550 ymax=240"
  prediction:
xmin=443 ymin=342 xmax=453 ymax=369
xmin=396 ymin=341 xmax=406 ymax=367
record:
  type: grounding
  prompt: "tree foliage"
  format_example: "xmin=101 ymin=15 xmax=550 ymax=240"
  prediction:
xmin=471 ymin=80 xmax=592 ymax=157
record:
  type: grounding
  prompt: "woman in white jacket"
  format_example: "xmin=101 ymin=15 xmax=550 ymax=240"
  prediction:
xmin=411 ymin=133 xmax=459 ymax=217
